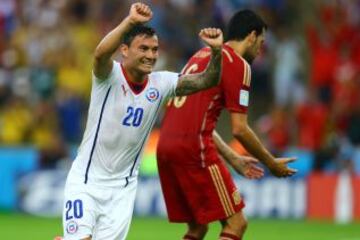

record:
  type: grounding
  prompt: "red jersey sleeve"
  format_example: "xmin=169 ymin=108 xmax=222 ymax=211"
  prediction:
xmin=221 ymin=48 xmax=251 ymax=114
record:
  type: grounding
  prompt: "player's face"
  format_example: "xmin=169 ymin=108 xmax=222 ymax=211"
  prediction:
xmin=122 ymin=34 xmax=159 ymax=74
xmin=244 ymin=29 xmax=266 ymax=64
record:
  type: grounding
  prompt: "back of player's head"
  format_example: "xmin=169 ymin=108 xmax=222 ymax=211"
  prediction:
xmin=122 ymin=24 xmax=157 ymax=46
xmin=225 ymin=10 xmax=267 ymax=41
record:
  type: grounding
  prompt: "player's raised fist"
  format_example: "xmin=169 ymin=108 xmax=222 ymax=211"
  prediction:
xmin=128 ymin=3 xmax=153 ymax=25
xmin=199 ymin=28 xmax=223 ymax=49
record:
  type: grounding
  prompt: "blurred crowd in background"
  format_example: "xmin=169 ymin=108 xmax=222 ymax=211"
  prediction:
xmin=0 ymin=0 xmax=359 ymax=174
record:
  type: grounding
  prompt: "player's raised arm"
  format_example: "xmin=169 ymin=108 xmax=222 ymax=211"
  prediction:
xmin=231 ymin=113 xmax=297 ymax=178
xmin=93 ymin=2 xmax=153 ymax=80
xmin=175 ymin=28 xmax=223 ymax=96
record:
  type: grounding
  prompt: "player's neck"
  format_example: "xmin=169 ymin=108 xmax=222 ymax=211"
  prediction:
xmin=122 ymin=65 xmax=148 ymax=84
xmin=226 ymin=41 xmax=247 ymax=57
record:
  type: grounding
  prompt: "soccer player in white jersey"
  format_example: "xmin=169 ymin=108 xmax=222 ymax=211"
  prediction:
xmin=57 ymin=2 xmax=224 ymax=240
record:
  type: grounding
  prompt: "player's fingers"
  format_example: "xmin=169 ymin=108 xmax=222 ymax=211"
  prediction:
xmin=210 ymin=28 xmax=220 ymax=38
xmin=199 ymin=29 xmax=205 ymax=37
xmin=135 ymin=3 xmax=150 ymax=16
xmin=136 ymin=3 xmax=144 ymax=13
xmin=247 ymin=164 xmax=264 ymax=174
xmin=142 ymin=4 xmax=152 ymax=16
xmin=209 ymin=28 xmax=216 ymax=37
xmin=248 ymin=172 xmax=263 ymax=179
xmin=200 ymin=28 xmax=219 ymax=38
xmin=245 ymin=157 xmax=259 ymax=164
xmin=254 ymin=171 xmax=264 ymax=178
xmin=281 ymin=168 xmax=297 ymax=177
xmin=284 ymin=157 xmax=297 ymax=163
xmin=253 ymin=166 xmax=265 ymax=174
xmin=134 ymin=2 xmax=142 ymax=10
xmin=139 ymin=3 xmax=146 ymax=11
xmin=246 ymin=170 xmax=263 ymax=179
xmin=250 ymin=168 xmax=264 ymax=178
xmin=203 ymin=28 xmax=212 ymax=37
xmin=278 ymin=157 xmax=297 ymax=164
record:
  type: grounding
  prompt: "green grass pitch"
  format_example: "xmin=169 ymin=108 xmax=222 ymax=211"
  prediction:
xmin=0 ymin=213 xmax=359 ymax=240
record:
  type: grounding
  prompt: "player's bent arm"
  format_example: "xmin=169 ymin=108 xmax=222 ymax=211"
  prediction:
xmin=213 ymin=130 xmax=239 ymax=167
xmin=175 ymin=47 xmax=222 ymax=96
xmin=93 ymin=17 xmax=134 ymax=80
xmin=230 ymin=112 xmax=277 ymax=169
xmin=213 ymin=130 xmax=264 ymax=179
xmin=94 ymin=3 xmax=152 ymax=80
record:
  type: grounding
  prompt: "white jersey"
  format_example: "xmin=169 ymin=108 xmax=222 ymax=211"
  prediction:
xmin=67 ymin=61 xmax=179 ymax=187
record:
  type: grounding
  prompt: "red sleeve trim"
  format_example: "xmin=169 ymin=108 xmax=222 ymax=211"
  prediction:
xmin=226 ymin=106 xmax=248 ymax=114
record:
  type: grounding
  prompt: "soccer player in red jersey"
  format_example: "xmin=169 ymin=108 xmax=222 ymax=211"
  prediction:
xmin=157 ymin=10 xmax=297 ymax=240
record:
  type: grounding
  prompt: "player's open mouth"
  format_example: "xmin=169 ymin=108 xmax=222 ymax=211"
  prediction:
xmin=141 ymin=62 xmax=154 ymax=68
xmin=141 ymin=59 xmax=155 ymax=66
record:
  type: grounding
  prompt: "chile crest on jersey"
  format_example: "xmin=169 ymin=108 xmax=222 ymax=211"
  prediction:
xmin=146 ymin=87 xmax=160 ymax=103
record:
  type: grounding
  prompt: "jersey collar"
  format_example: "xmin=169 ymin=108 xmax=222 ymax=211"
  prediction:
xmin=120 ymin=64 xmax=149 ymax=95
xmin=223 ymin=44 xmax=250 ymax=65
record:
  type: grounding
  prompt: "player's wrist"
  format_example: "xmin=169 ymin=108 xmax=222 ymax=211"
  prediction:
xmin=124 ymin=16 xmax=138 ymax=26
xmin=267 ymin=161 xmax=278 ymax=171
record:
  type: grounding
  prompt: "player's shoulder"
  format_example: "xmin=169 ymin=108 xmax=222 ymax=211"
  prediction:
xmin=149 ymin=71 xmax=178 ymax=79
xmin=221 ymin=45 xmax=252 ymax=87
xmin=192 ymin=47 xmax=212 ymax=59
xmin=92 ymin=60 xmax=121 ymax=86
xmin=222 ymin=45 xmax=249 ymax=68
xmin=149 ymin=71 xmax=179 ymax=88
xmin=190 ymin=46 xmax=235 ymax=61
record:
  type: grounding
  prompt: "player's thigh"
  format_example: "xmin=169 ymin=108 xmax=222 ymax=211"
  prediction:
xmin=93 ymin=180 xmax=137 ymax=240
xmin=206 ymin=162 xmax=245 ymax=216
xmin=62 ymin=184 xmax=98 ymax=240
xmin=158 ymin=159 xmax=194 ymax=222
xmin=176 ymin=162 xmax=245 ymax=224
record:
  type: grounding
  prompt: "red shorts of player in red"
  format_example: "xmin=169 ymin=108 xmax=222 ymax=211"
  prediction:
xmin=157 ymin=155 xmax=245 ymax=224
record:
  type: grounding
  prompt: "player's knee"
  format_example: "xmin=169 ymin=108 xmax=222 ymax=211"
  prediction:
xmin=187 ymin=222 xmax=209 ymax=237
xmin=222 ymin=212 xmax=247 ymax=236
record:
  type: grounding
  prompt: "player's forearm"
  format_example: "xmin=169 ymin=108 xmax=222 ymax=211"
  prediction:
xmin=94 ymin=17 xmax=134 ymax=61
xmin=175 ymin=47 xmax=222 ymax=96
xmin=201 ymin=47 xmax=223 ymax=89
xmin=213 ymin=131 xmax=238 ymax=167
xmin=233 ymin=125 xmax=276 ymax=169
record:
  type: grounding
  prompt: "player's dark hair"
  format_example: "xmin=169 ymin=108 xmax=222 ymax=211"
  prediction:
xmin=122 ymin=24 xmax=157 ymax=46
xmin=225 ymin=10 xmax=267 ymax=41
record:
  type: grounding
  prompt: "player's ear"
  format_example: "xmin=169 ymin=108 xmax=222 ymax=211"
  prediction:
xmin=247 ymin=31 xmax=257 ymax=45
xmin=119 ymin=44 xmax=129 ymax=58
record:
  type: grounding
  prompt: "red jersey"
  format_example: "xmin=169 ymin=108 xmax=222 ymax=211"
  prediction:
xmin=157 ymin=44 xmax=251 ymax=167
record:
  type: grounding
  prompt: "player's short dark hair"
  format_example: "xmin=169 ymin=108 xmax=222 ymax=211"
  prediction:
xmin=225 ymin=10 xmax=267 ymax=41
xmin=122 ymin=24 xmax=157 ymax=46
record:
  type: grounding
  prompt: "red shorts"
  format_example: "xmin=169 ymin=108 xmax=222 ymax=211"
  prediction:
xmin=157 ymin=157 xmax=245 ymax=224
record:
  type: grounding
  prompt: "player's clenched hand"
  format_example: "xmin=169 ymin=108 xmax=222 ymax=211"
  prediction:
xmin=128 ymin=3 xmax=153 ymax=25
xmin=269 ymin=157 xmax=297 ymax=178
xmin=232 ymin=156 xmax=264 ymax=179
xmin=199 ymin=28 xmax=223 ymax=49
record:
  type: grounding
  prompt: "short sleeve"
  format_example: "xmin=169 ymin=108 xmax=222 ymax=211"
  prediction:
xmin=221 ymin=56 xmax=251 ymax=114
xmin=159 ymin=71 xmax=179 ymax=98
xmin=92 ymin=60 xmax=120 ymax=86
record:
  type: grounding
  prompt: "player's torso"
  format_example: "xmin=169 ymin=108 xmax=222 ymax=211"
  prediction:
xmin=71 ymin=63 xmax=170 ymax=185
xmin=158 ymin=45 xmax=248 ymax=166
xmin=158 ymin=48 xmax=223 ymax=166
xmin=163 ymin=48 xmax=222 ymax=132
xmin=97 ymin=76 xmax=163 ymax=161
